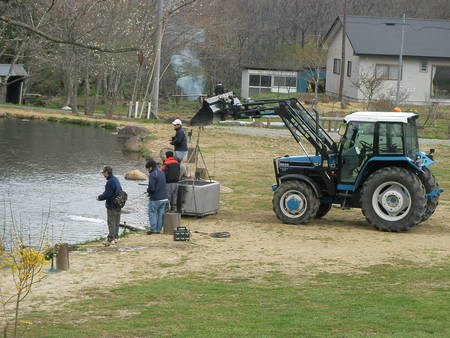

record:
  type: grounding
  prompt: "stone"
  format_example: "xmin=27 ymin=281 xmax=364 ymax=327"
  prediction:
xmin=252 ymin=120 xmax=264 ymax=128
xmin=220 ymin=185 xmax=233 ymax=193
xmin=125 ymin=169 xmax=148 ymax=180
xmin=123 ymin=136 xmax=141 ymax=152
xmin=118 ymin=125 xmax=150 ymax=139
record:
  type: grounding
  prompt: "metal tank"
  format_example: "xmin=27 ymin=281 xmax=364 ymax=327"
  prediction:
xmin=177 ymin=180 xmax=220 ymax=216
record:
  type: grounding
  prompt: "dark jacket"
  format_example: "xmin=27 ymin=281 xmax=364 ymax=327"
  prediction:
xmin=98 ymin=174 xmax=122 ymax=209
xmin=147 ymin=168 xmax=168 ymax=201
xmin=161 ymin=157 xmax=180 ymax=183
xmin=170 ymin=127 xmax=188 ymax=151
xmin=214 ymin=83 xmax=225 ymax=95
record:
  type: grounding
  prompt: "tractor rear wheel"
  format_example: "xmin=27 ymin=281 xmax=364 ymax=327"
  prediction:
xmin=360 ymin=167 xmax=426 ymax=232
xmin=420 ymin=168 xmax=440 ymax=223
xmin=273 ymin=180 xmax=319 ymax=225
xmin=315 ymin=203 xmax=332 ymax=219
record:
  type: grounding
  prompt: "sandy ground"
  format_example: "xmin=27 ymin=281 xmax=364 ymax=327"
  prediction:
xmin=2 ymin=204 xmax=449 ymax=313
xmin=1 ymin=107 xmax=449 ymax=315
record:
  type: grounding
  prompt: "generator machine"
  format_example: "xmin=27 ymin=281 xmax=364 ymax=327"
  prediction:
xmin=190 ymin=93 xmax=443 ymax=232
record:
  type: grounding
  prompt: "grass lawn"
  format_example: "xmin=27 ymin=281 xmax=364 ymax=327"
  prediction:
xmin=20 ymin=261 xmax=450 ymax=337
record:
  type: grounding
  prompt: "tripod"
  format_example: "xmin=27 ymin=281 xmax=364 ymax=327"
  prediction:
xmin=189 ymin=126 xmax=212 ymax=181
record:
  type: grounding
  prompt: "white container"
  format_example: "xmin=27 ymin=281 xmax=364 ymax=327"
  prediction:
xmin=178 ymin=180 xmax=220 ymax=216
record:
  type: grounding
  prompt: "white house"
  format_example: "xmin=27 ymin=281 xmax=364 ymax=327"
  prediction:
xmin=241 ymin=67 xmax=298 ymax=99
xmin=323 ymin=16 xmax=450 ymax=105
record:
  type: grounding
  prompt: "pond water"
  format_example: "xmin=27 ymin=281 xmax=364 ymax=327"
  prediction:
xmin=0 ymin=119 xmax=150 ymax=245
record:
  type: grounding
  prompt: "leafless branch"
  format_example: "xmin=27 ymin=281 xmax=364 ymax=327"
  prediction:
xmin=0 ymin=15 xmax=139 ymax=53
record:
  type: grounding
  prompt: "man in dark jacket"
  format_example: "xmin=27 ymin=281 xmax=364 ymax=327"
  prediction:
xmin=170 ymin=119 xmax=187 ymax=162
xmin=214 ymin=82 xmax=225 ymax=96
xmin=161 ymin=151 xmax=180 ymax=212
xmin=146 ymin=160 xmax=168 ymax=234
xmin=97 ymin=166 xmax=122 ymax=246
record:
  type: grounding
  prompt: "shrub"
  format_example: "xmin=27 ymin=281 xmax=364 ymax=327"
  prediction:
xmin=104 ymin=122 xmax=118 ymax=130
xmin=47 ymin=116 xmax=58 ymax=122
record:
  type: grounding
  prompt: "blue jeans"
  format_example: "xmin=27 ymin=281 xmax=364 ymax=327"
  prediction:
xmin=149 ymin=199 xmax=167 ymax=233
xmin=175 ymin=150 xmax=187 ymax=163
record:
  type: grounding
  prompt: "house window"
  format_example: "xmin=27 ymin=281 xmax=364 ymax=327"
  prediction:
xmin=375 ymin=64 xmax=400 ymax=80
xmin=333 ymin=59 xmax=341 ymax=74
xmin=248 ymin=74 xmax=272 ymax=97
xmin=420 ymin=61 xmax=428 ymax=73
xmin=347 ymin=61 xmax=352 ymax=77
xmin=249 ymin=74 xmax=271 ymax=87
xmin=273 ymin=76 xmax=296 ymax=87
xmin=431 ymin=65 xmax=450 ymax=98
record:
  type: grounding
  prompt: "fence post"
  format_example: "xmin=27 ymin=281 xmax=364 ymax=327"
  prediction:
xmin=134 ymin=101 xmax=139 ymax=118
xmin=56 ymin=243 xmax=69 ymax=271
xmin=147 ymin=102 xmax=151 ymax=119
xmin=128 ymin=101 xmax=133 ymax=118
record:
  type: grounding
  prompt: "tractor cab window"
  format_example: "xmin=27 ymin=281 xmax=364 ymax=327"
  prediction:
xmin=378 ymin=123 xmax=403 ymax=155
xmin=404 ymin=119 xmax=419 ymax=159
xmin=340 ymin=122 xmax=375 ymax=183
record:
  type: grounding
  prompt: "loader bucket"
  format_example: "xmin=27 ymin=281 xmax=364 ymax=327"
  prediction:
xmin=190 ymin=92 xmax=239 ymax=126
xmin=190 ymin=101 xmax=224 ymax=126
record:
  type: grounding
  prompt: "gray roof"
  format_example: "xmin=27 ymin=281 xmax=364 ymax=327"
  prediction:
xmin=325 ymin=16 xmax=450 ymax=58
xmin=0 ymin=64 xmax=28 ymax=77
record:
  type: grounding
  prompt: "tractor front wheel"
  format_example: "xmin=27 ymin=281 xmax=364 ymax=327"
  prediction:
xmin=272 ymin=181 xmax=319 ymax=224
xmin=360 ymin=167 xmax=426 ymax=232
xmin=315 ymin=202 xmax=332 ymax=219
xmin=420 ymin=167 xmax=440 ymax=223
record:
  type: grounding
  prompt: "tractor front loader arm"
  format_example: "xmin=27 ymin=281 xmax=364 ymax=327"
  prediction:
xmin=190 ymin=93 xmax=338 ymax=160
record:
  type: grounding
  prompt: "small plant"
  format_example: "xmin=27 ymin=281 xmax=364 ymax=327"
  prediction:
xmin=47 ymin=116 xmax=58 ymax=122
xmin=104 ymin=122 xmax=118 ymax=130
xmin=0 ymin=205 xmax=63 ymax=337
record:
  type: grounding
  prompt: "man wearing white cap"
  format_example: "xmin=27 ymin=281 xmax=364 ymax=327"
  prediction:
xmin=170 ymin=118 xmax=188 ymax=162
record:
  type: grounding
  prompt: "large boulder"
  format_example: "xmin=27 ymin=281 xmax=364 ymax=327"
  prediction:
xmin=118 ymin=125 xmax=150 ymax=139
xmin=125 ymin=169 xmax=148 ymax=180
xmin=123 ymin=136 xmax=141 ymax=152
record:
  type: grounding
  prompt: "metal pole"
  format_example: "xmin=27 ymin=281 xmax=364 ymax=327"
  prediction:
xmin=395 ymin=14 xmax=406 ymax=106
xmin=338 ymin=0 xmax=347 ymax=107
xmin=151 ymin=0 xmax=163 ymax=118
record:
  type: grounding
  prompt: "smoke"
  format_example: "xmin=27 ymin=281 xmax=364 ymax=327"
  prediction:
xmin=171 ymin=48 xmax=204 ymax=100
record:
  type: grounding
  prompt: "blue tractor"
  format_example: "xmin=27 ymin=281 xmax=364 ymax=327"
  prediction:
xmin=191 ymin=94 xmax=442 ymax=232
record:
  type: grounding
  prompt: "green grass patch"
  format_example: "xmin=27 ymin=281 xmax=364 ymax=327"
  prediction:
xmin=19 ymin=261 xmax=450 ymax=337
xmin=47 ymin=116 xmax=58 ymax=122
xmin=104 ymin=122 xmax=118 ymax=130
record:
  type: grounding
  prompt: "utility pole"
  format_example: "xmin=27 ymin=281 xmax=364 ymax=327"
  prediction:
xmin=338 ymin=0 xmax=347 ymax=108
xmin=395 ymin=13 xmax=406 ymax=107
xmin=151 ymin=0 xmax=163 ymax=118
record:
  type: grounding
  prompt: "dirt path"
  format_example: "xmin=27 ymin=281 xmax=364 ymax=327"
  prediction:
xmin=2 ymin=203 xmax=449 ymax=313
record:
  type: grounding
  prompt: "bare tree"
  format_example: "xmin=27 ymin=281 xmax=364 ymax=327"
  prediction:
xmin=352 ymin=67 xmax=384 ymax=110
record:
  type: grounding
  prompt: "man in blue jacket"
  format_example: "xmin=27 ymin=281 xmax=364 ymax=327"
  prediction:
xmin=97 ymin=166 xmax=122 ymax=246
xmin=146 ymin=160 xmax=168 ymax=234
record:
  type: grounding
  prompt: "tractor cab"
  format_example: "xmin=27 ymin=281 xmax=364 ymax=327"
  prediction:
xmin=338 ymin=112 xmax=420 ymax=185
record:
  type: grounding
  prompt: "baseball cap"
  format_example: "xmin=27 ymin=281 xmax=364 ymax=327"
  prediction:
xmin=172 ymin=119 xmax=182 ymax=125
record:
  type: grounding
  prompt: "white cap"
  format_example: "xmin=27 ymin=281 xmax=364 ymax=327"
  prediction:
xmin=172 ymin=119 xmax=182 ymax=125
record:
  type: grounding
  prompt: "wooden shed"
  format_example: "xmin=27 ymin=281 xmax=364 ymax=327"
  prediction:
xmin=0 ymin=64 xmax=28 ymax=104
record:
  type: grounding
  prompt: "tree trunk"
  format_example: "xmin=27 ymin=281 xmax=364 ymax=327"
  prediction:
xmin=64 ymin=75 xmax=72 ymax=107
xmin=84 ymin=63 xmax=91 ymax=115
xmin=70 ymin=73 xmax=78 ymax=114
xmin=92 ymin=75 xmax=101 ymax=114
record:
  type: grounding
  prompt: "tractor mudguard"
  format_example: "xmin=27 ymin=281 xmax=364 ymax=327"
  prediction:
xmin=278 ymin=174 xmax=322 ymax=197
xmin=349 ymin=156 xmax=426 ymax=192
